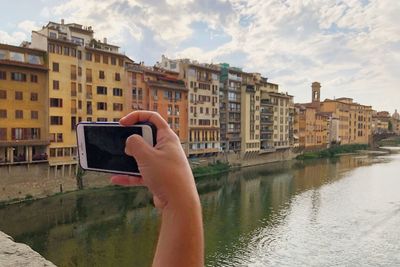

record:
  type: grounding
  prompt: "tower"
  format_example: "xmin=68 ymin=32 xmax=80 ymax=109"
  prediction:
xmin=311 ymin=82 xmax=321 ymax=103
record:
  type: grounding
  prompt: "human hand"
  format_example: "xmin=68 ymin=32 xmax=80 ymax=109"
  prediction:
xmin=111 ymin=111 xmax=200 ymax=211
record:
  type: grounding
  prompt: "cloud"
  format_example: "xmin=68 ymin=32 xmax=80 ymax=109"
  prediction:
xmin=2 ymin=0 xmax=398 ymax=111
xmin=0 ymin=30 xmax=26 ymax=45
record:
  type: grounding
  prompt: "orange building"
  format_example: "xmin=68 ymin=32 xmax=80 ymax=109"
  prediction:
xmin=126 ymin=63 xmax=189 ymax=152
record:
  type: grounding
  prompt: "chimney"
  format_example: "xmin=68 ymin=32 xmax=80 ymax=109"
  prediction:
xmin=61 ymin=19 xmax=64 ymax=25
xmin=103 ymin=37 xmax=107 ymax=44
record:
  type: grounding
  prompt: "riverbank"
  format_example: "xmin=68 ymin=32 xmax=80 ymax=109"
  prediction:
xmin=296 ymin=144 xmax=369 ymax=160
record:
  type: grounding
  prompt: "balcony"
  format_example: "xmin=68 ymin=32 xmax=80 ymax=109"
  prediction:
xmin=227 ymin=128 xmax=241 ymax=133
xmin=87 ymin=108 xmax=93 ymax=115
xmin=228 ymin=117 xmax=241 ymax=123
xmin=228 ymin=108 xmax=241 ymax=113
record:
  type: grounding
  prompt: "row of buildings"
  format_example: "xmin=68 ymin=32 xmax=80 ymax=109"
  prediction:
xmin=0 ymin=20 xmax=397 ymax=174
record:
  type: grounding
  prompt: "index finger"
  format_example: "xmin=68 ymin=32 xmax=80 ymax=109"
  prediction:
xmin=119 ymin=111 xmax=169 ymax=130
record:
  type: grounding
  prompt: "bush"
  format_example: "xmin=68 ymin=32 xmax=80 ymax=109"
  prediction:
xmin=297 ymin=144 xmax=368 ymax=160
xmin=192 ymin=162 xmax=230 ymax=177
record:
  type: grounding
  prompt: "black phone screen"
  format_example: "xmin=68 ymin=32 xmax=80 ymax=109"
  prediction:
xmin=84 ymin=125 xmax=142 ymax=173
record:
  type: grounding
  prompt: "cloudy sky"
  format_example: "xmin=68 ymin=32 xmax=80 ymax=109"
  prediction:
xmin=1 ymin=0 xmax=399 ymax=112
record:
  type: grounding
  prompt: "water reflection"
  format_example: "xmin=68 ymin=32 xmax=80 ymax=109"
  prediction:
xmin=0 ymin=154 xmax=397 ymax=267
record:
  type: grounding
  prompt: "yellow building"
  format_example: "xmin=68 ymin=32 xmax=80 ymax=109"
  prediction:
xmin=0 ymin=44 xmax=49 ymax=165
xmin=29 ymin=20 xmax=130 ymax=169
xmin=308 ymin=82 xmax=372 ymax=145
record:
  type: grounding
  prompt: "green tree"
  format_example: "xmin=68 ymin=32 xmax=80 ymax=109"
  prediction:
xmin=388 ymin=120 xmax=393 ymax=132
xmin=76 ymin=166 xmax=85 ymax=190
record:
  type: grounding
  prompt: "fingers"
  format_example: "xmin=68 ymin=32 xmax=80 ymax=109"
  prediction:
xmin=120 ymin=111 xmax=169 ymax=130
xmin=125 ymin=134 xmax=154 ymax=160
xmin=111 ymin=175 xmax=145 ymax=186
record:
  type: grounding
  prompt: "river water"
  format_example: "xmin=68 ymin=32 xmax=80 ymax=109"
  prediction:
xmin=1 ymin=153 xmax=400 ymax=266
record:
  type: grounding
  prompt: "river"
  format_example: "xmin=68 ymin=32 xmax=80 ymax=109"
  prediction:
xmin=0 ymin=153 xmax=399 ymax=266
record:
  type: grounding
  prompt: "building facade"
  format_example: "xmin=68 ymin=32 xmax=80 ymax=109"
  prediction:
xmin=219 ymin=63 xmax=242 ymax=152
xmin=156 ymin=56 xmax=220 ymax=157
xmin=29 ymin=20 xmax=130 ymax=169
xmin=0 ymin=44 xmax=49 ymax=165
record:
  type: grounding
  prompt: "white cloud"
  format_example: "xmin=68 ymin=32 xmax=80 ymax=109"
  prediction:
xmin=4 ymin=0 xmax=398 ymax=111
xmin=0 ymin=30 xmax=26 ymax=45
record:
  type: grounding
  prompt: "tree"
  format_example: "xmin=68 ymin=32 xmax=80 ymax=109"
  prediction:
xmin=388 ymin=120 xmax=393 ymax=132
xmin=76 ymin=166 xmax=85 ymax=190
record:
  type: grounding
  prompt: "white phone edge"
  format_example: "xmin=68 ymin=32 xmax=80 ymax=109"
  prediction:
xmin=76 ymin=123 xmax=154 ymax=176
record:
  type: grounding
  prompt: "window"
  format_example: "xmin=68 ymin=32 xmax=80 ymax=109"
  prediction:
xmin=0 ymin=109 xmax=6 ymax=118
xmin=0 ymin=50 xmax=6 ymax=60
xmin=94 ymin=54 xmax=100 ymax=62
xmin=71 ymin=65 xmax=77 ymax=80
xmin=113 ymin=88 xmax=123 ymax=96
xmin=15 ymin=91 xmax=23 ymax=100
xmin=50 ymin=98 xmax=63 ymax=107
xmin=71 ymin=117 xmax=77 ymax=130
xmin=115 ymin=72 xmax=120 ymax=81
xmin=49 ymin=32 xmax=57 ymax=38
xmin=53 ymin=62 xmax=59 ymax=72
xmin=0 ymin=90 xmax=6 ymax=99
xmin=31 ymin=111 xmax=38 ymax=119
xmin=53 ymin=80 xmax=59 ymax=90
xmin=111 ymin=57 xmax=117 ymax=65
xmin=50 ymin=116 xmax=63 ymax=125
xmin=57 ymin=149 xmax=63 ymax=157
xmin=78 ymin=67 xmax=82 ymax=76
xmin=85 ymin=52 xmax=92 ymax=61
xmin=11 ymin=128 xmax=40 ymax=140
xmin=78 ymin=50 xmax=82 ymax=60
xmin=10 ymin=52 xmax=24 ymax=62
xmin=11 ymin=72 xmax=27 ymax=81
xmin=86 ymin=69 xmax=92 ymax=83
xmin=57 ymin=133 xmax=63 ymax=142
xmin=97 ymin=117 xmax=107 ymax=122
xmin=63 ymin=46 xmax=70 ymax=56
xmin=30 ymin=74 xmax=38 ymax=83
xmin=0 ymin=128 xmax=6 ymax=140
xmin=103 ymin=55 xmax=108 ymax=64
xmin=48 ymin=43 xmax=55 ymax=53
xmin=99 ymin=70 xmax=105 ymax=79
xmin=71 ymin=48 xmax=77 ymax=57
xmin=113 ymin=103 xmax=123 ymax=111
xmin=15 ymin=110 xmax=23 ymax=119
xmin=118 ymin=58 xmax=123 ymax=66
xmin=97 ymin=86 xmax=107 ymax=95
xmin=50 ymin=148 xmax=56 ymax=157
xmin=71 ymin=82 xmax=77 ymax=96
xmin=0 ymin=71 xmax=6 ymax=80
xmin=97 ymin=102 xmax=107 ymax=110
xmin=30 ymin=92 xmax=38 ymax=101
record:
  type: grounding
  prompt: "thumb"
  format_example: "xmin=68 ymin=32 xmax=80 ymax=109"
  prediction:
xmin=125 ymin=134 xmax=154 ymax=161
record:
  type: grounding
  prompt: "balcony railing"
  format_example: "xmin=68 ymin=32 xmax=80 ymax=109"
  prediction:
xmin=86 ymin=93 xmax=92 ymax=99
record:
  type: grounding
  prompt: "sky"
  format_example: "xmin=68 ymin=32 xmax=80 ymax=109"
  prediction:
xmin=1 ymin=0 xmax=399 ymax=113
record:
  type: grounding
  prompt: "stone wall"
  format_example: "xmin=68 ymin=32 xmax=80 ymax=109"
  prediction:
xmin=0 ymin=149 xmax=297 ymax=202
xmin=0 ymin=231 xmax=56 ymax=267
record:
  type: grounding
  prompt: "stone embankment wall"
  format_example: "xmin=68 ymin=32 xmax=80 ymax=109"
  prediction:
xmin=0 ymin=149 xmax=297 ymax=202
xmin=0 ymin=231 xmax=56 ymax=267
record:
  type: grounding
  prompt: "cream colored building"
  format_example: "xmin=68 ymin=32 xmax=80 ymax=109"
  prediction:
xmin=29 ymin=20 xmax=130 ymax=169
xmin=241 ymin=72 xmax=261 ymax=154
xmin=156 ymin=56 xmax=220 ymax=157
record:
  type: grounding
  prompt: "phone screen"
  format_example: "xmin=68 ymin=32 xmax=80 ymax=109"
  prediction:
xmin=84 ymin=125 xmax=142 ymax=173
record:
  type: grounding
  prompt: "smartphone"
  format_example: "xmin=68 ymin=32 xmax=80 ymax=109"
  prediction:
xmin=76 ymin=122 xmax=156 ymax=176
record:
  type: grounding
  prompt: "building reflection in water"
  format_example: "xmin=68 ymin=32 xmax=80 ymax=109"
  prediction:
xmin=0 ymin=155 xmax=383 ymax=267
